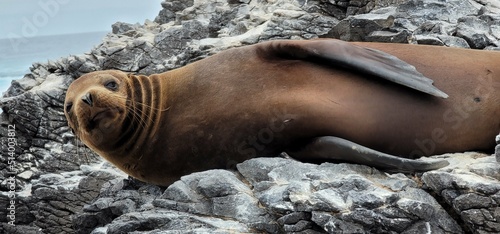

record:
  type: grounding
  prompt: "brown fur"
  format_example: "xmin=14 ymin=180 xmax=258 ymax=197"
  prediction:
xmin=64 ymin=40 xmax=500 ymax=186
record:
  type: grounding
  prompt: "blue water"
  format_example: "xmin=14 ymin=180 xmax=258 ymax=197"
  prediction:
xmin=0 ymin=31 xmax=108 ymax=95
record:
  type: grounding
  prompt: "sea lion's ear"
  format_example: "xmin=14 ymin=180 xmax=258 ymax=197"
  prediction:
xmin=260 ymin=39 xmax=448 ymax=98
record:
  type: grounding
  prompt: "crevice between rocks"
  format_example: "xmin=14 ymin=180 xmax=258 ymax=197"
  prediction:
xmin=424 ymin=188 xmax=471 ymax=234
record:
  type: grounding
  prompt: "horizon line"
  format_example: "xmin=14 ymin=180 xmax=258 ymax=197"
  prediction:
xmin=0 ymin=30 xmax=110 ymax=40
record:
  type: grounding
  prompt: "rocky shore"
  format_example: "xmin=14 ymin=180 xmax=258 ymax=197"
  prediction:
xmin=1 ymin=0 xmax=500 ymax=233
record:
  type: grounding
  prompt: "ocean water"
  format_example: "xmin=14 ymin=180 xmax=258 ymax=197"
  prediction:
xmin=0 ymin=31 xmax=108 ymax=95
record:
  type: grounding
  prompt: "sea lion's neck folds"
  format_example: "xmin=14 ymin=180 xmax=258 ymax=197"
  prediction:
xmin=118 ymin=74 xmax=164 ymax=156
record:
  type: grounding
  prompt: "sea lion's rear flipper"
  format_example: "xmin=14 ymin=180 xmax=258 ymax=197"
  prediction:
xmin=263 ymin=39 xmax=448 ymax=98
xmin=286 ymin=136 xmax=450 ymax=172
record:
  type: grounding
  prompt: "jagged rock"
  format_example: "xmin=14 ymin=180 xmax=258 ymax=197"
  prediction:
xmin=496 ymin=134 xmax=500 ymax=162
xmin=326 ymin=7 xmax=396 ymax=41
xmin=78 ymin=158 xmax=465 ymax=233
xmin=240 ymin=158 xmax=462 ymax=233
xmin=325 ymin=0 xmax=500 ymax=46
xmin=456 ymin=16 xmax=497 ymax=49
xmin=104 ymin=210 xmax=253 ymax=234
xmin=111 ymin=22 xmax=137 ymax=34
xmin=437 ymin=35 xmax=471 ymax=48
xmin=422 ymin=153 xmax=500 ymax=233
xmin=414 ymin=35 xmax=445 ymax=46
xmin=154 ymin=0 xmax=195 ymax=24
xmin=496 ymin=145 xmax=500 ymax=162
xmin=1 ymin=0 xmax=500 ymax=233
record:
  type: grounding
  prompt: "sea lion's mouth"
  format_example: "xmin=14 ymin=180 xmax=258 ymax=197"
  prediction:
xmin=86 ymin=108 xmax=122 ymax=130
xmin=92 ymin=110 xmax=111 ymax=122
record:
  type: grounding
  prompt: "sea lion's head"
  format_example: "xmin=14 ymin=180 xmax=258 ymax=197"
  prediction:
xmin=64 ymin=70 xmax=130 ymax=154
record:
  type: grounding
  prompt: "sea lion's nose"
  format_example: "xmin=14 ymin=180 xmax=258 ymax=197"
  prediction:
xmin=82 ymin=92 xmax=93 ymax=107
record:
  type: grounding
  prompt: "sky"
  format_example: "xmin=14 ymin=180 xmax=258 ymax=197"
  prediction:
xmin=0 ymin=0 xmax=164 ymax=38
xmin=0 ymin=0 xmax=164 ymax=97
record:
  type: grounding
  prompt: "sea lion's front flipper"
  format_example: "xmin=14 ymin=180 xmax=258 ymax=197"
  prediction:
xmin=263 ymin=39 xmax=448 ymax=98
xmin=287 ymin=136 xmax=449 ymax=172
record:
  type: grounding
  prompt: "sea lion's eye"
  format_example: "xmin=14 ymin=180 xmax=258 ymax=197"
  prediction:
xmin=105 ymin=81 xmax=118 ymax=91
xmin=65 ymin=102 xmax=73 ymax=113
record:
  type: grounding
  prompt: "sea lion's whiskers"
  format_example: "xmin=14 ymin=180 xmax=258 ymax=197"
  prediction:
xmin=115 ymin=95 xmax=169 ymax=112
xmin=73 ymin=129 xmax=90 ymax=164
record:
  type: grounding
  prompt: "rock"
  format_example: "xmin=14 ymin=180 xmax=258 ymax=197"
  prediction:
xmin=326 ymin=7 xmax=396 ymax=41
xmin=154 ymin=0 xmax=194 ymax=24
xmin=414 ymin=35 xmax=445 ymax=46
xmin=496 ymin=145 xmax=500 ymax=162
xmin=105 ymin=210 xmax=253 ymax=234
xmin=156 ymin=169 xmax=276 ymax=231
xmin=496 ymin=134 xmax=500 ymax=162
xmin=366 ymin=30 xmax=411 ymax=43
xmin=17 ymin=170 xmax=33 ymax=180
xmin=237 ymin=158 xmax=462 ymax=233
xmin=395 ymin=0 xmax=479 ymax=24
xmin=111 ymin=22 xmax=137 ymax=34
xmin=80 ymin=158 xmax=464 ymax=233
xmin=324 ymin=0 xmax=490 ymax=44
xmin=456 ymin=16 xmax=496 ymax=49
xmin=1 ymin=0 xmax=500 ymax=233
xmin=278 ymin=211 xmax=311 ymax=225
xmin=422 ymin=153 xmax=500 ymax=233
xmin=437 ymin=35 xmax=471 ymax=48
xmin=495 ymin=134 xmax=500 ymax=162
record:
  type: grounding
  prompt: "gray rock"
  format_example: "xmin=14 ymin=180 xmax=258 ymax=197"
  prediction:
xmin=496 ymin=145 xmax=500 ymax=162
xmin=104 ymin=210 xmax=252 ymax=234
xmin=414 ymin=35 xmax=445 ymax=46
xmin=437 ymin=35 xmax=471 ymax=48
xmin=366 ymin=29 xmax=411 ymax=43
xmin=1 ymin=0 xmax=500 ymax=233
xmin=395 ymin=0 xmax=479 ymax=24
xmin=111 ymin=22 xmax=137 ymax=34
xmin=496 ymin=134 xmax=500 ymax=162
xmin=83 ymin=158 xmax=464 ymax=233
xmin=422 ymin=153 xmax=500 ymax=233
xmin=277 ymin=211 xmax=312 ymax=225
xmin=237 ymin=158 xmax=462 ymax=233
xmin=157 ymin=169 xmax=276 ymax=231
xmin=456 ymin=16 xmax=496 ymax=49
xmin=326 ymin=7 xmax=396 ymax=41
xmin=154 ymin=0 xmax=194 ymax=24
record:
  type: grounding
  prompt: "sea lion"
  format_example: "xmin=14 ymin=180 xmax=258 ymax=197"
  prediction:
xmin=64 ymin=39 xmax=500 ymax=186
